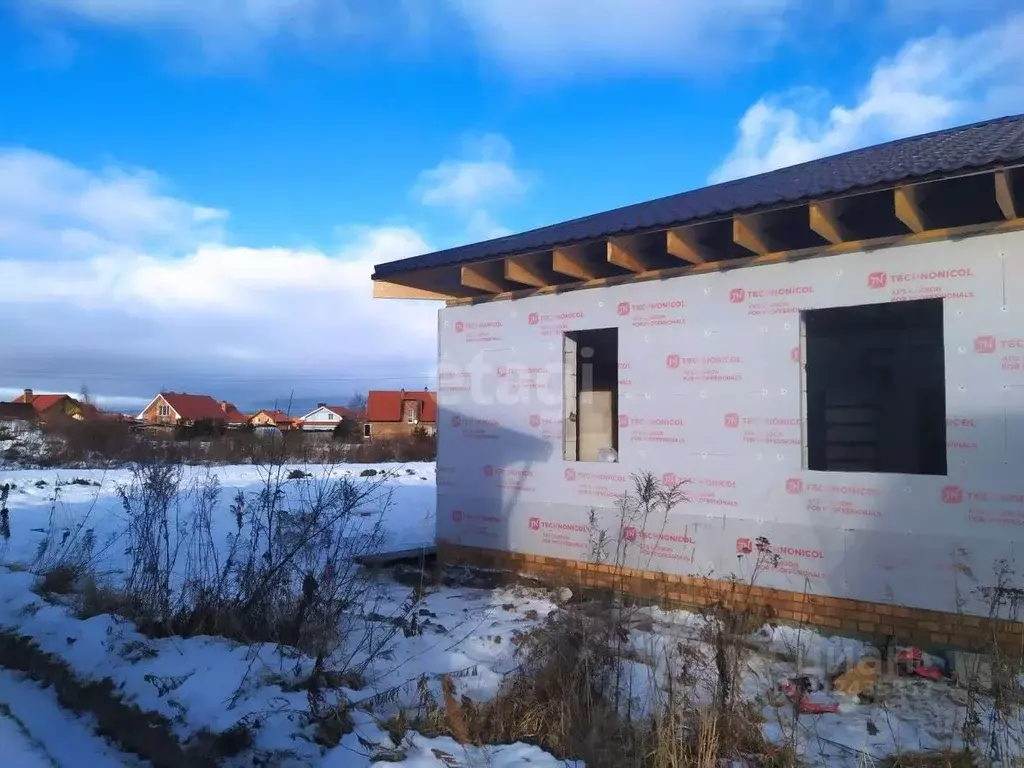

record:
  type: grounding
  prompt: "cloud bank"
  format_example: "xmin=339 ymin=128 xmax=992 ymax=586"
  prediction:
xmin=0 ymin=147 xmax=442 ymax=410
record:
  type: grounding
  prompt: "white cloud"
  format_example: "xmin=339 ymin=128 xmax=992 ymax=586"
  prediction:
xmin=411 ymin=133 xmax=525 ymax=245
xmin=26 ymin=0 xmax=364 ymax=48
xmin=0 ymin=149 xmax=225 ymax=258
xmin=444 ymin=0 xmax=798 ymax=79
xmin=21 ymin=0 xmax=807 ymax=77
xmin=0 ymin=149 xmax=439 ymax=407
xmin=413 ymin=134 xmax=526 ymax=210
xmin=711 ymin=14 xmax=1024 ymax=182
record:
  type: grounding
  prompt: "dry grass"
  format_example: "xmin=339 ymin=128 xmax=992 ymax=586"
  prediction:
xmin=407 ymin=473 xmax=804 ymax=767
xmin=17 ymin=454 xmax=426 ymax=763
xmin=36 ymin=563 xmax=82 ymax=596
xmin=414 ymin=599 xmax=795 ymax=768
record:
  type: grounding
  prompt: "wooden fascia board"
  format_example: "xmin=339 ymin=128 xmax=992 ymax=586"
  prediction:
xmin=372 ymin=279 xmax=452 ymax=300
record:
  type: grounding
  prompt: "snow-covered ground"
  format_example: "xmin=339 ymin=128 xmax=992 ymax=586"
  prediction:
xmin=0 ymin=462 xmax=1021 ymax=766
xmin=0 ymin=462 xmax=437 ymax=562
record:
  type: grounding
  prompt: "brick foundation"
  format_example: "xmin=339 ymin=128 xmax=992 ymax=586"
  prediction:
xmin=439 ymin=541 xmax=1024 ymax=654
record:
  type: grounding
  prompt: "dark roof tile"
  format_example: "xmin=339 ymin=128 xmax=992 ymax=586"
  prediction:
xmin=373 ymin=114 xmax=1024 ymax=278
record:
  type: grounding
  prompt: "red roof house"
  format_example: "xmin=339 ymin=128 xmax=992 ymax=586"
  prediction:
xmin=13 ymin=389 xmax=87 ymax=421
xmin=137 ymin=392 xmax=247 ymax=427
xmin=364 ymin=389 xmax=436 ymax=440
xmin=250 ymin=409 xmax=298 ymax=430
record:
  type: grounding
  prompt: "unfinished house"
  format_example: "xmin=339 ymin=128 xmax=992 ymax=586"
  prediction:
xmin=371 ymin=115 xmax=1024 ymax=648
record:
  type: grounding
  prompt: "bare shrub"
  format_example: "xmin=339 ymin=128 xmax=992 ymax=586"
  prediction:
xmin=417 ymin=471 xmax=791 ymax=767
xmin=10 ymin=416 xmax=436 ymax=469
xmin=117 ymin=462 xmax=184 ymax=622
xmin=30 ymin=484 xmax=108 ymax=598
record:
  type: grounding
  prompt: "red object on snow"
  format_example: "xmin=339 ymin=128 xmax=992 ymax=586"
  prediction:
xmin=780 ymin=678 xmax=840 ymax=715
xmin=895 ymin=647 xmax=943 ymax=681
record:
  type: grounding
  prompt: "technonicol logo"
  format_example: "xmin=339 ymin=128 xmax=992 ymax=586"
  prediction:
xmin=527 ymin=311 xmax=584 ymax=326
xmin=975 ymin=336 xmax=997 ymax=354
xmin=729 ymin=286 xmax=813 ymax=303
xmin=623 ymin=526 xmax=693 ymax=544
xmin=776 ymin=545 xmax=824 ymax=559
xmin=942 ymin=485 xmax=964 ymax=504
xmin=869 ymin=268 xmax=973 ymax=289
xmin=785 ymin=478 xmax=804 ymax=495
xmin=529 ymin=517 xmax=587 ymax=533
xmin=618 ymin=300 xmax=685 ymax=315
xmin=737 ymin=538 xmax=822 ymax=558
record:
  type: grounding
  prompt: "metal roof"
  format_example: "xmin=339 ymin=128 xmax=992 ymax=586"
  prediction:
xmin=373 ymin=114 xmax=1024 ymax=279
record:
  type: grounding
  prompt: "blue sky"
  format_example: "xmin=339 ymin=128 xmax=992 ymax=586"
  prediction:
xmin=0 ymin=0 xmax=1022 ymax=413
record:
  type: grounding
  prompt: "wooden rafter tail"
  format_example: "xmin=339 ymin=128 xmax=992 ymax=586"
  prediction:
xmin=505 ymin=253 xmax=553 ymax=288
xmin=445 ymin=215 xmax=1024 ymax=306
xmin=372 ymin=280 xmax=453 ymax=300
xmin=666 ymin=227 xmax=708 ymax=264
xmin=552 ymin=245 xmax=597 ymax=281
xmin=995 ymin=170 xmax=1018 ymax=221
xmin=809 ymin=200 xmax=849 ymax=245
xmin=606 ymin=236 xmax=649 ymax=273
xmin=894 ymin=185 xmax=926 ymax=233
xmin=733 ymin=214 xmax=770 ymax=255
xmin=461 ymin=263 xmax=505 ymax=294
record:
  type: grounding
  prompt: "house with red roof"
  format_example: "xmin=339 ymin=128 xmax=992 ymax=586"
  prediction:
xmin=250 ymin=409 xmax=298 ymax=431
xmin=296 ymin=403 xmax=360 ymax=432
xmin=137 ymin=392 xmax=248 ymax=428
xmin=364 ymin=389 xmax=436 ymax=440
xmin=13 ymin=389 xmax=87 ymax=422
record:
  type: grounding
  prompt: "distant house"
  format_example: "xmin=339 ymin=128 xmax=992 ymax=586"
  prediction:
xmin=364 ymin=390 xmax=436 ymax=440
xmin=13 ymin=389 xmax=86 ymax=422
xmin=137 ymin=392 xmax=247 ymax=428
xmin=218 ymin=401 xmax=250 ymax=429
xmin=297 ymin=404 xmax=359 ymax=432
xmin=0 ymin=401 xmax=38 ymax=429
xmin=250 ymin=409 xmax=297 ymax=431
